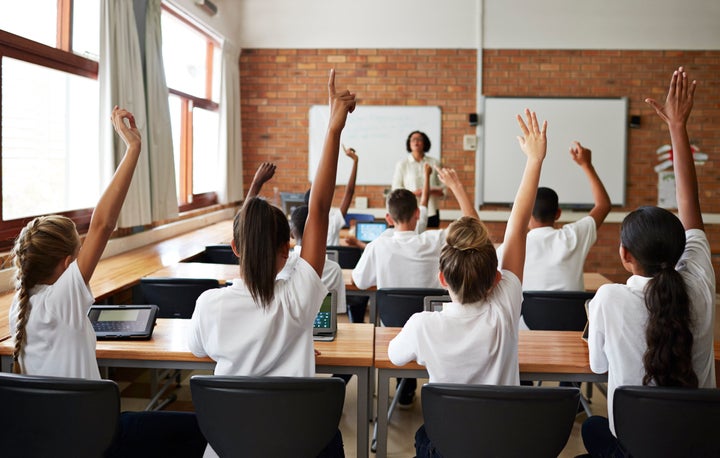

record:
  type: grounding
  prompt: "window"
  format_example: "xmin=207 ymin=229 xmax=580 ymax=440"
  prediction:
xmin=161 ymin=6 xmax=220 ymax=210
xmin=0 ymin=1 xmax=100 ymax=248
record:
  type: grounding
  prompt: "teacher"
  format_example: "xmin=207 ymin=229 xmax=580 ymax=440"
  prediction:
xmin=392 ymin=130 xmax=445 ymax=228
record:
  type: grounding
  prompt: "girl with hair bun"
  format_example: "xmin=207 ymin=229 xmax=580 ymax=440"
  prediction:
xmin=388 ymin=110 xmax=548 ymax=457
xmin=582 ymin=67 xmax=716 ymax=457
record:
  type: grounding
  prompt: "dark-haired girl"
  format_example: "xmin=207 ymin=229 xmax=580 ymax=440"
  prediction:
xmin=582 ymin=67 xmax=716 ymax=457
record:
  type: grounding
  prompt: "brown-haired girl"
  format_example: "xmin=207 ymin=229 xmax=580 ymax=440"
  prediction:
xmin=582 ymin=68 xmax=716 ymax=457
xmin=10 ymin=107 xmax=141 ymax=379
xmin=388 ymin=110 xmax=547 ymax=457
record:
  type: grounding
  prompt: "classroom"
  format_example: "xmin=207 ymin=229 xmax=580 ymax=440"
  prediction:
xmin=0 ymin=1 xmax=719 ymax=457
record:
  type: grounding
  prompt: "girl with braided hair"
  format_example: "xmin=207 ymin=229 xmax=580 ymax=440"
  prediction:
xmin=388 ymin=110 xmax=548 ymax=457
xmin=9 ymin=106 xmax=141 ymax=378
xmin=582 ymin=67 xmax=716 ymax=457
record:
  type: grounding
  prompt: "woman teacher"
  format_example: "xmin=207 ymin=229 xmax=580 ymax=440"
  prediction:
xmin=392 ymin=130 xmax=444 ymax=227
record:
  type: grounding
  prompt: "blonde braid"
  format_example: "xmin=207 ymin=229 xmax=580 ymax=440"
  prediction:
xmin=11 ymin=219 xmax=41 ymax=374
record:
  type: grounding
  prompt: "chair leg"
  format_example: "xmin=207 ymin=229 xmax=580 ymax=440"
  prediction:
xmin=371 ymin=378 xmax=407 ymax=453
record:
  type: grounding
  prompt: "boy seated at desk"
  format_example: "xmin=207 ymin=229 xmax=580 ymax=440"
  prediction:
xmin=351 ymin=166 xmax=477 ymax=406
xmin=496 ymin=141 xmax=611 ymax=292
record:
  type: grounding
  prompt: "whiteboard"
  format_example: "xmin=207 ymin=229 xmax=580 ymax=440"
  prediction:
xmin=480 ymin=97 xmax=627 ymax=206
xmin=308 ymin=105 xmax=442 ymax=185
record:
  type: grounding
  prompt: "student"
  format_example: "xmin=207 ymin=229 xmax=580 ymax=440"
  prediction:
xmin=346 ymin=161 xmax=432 ymax=249
xmin=388 ymin=110 xmax=547 ymax=457
xmin=9 ymin=107 xmax=206 ymax=458
xmin=581 ymin=67 xmax=716 ymax=457
xmin=496 ymin=141 xmax=611 ymax=291
xmin=188 ymin=69 xmax=355 ymax=458
xmin=304 ymin=144 xmax=359 ymax=246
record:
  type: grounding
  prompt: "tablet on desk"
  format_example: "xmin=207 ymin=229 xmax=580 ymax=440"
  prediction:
xmin=355 ymin=221 xmax=388 ymax=243
xmin=88 ymin=305 xmax=159 ymax=340
xmin=313 ymin=291 xmax=337 ymax=342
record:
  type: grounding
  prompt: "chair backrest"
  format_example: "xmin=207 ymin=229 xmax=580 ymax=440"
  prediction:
xmin=326 ymin=245 xmax=363 ymax=269
xmin=190 ymin=375 xmax=345 ymax=458
xmin=422 ymin=383 xmax=580 ymax=458
xmin=139 ymin=277 xmax=220 ymax=319
xmin=0 ymin=373 xmax=120 ymax=458
xmin=521 ymin=290 xmax=595 ymax=331
xmin=201 ymin=244 xmax=237 ymax=265
xmin=376 ymin=288 xmax=447 ymax=327
xmin=344 ymin=212 xmax=375 ymax=226
xmin=614 ymin=385 xmax=720 ymax=458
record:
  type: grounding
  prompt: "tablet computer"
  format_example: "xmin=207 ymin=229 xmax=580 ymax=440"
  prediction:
xmin=313 ymin=291 xmax=337 ymax=342
xmin=355 ymin=221 xmax=388 ymax=243
xmin=88 ymin=305 xmax=159 ymax=340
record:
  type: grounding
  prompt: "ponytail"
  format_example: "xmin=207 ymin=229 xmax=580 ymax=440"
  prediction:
xmin=621 ymin=206 xmax=697 ymax=387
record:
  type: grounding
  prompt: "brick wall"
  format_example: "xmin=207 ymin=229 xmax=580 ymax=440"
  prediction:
xmin=240 ymin=48 xmax=720 ymax=284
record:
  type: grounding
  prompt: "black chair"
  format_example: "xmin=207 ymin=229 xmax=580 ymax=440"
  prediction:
xmin=521 ymin=290 xmax=595 ymax=331
xmin=326 ymin=245 xmax=363 ymax=269
xmin=521 ymin=290 xmax=595 ymax=415
xmin=614 ymin=385 xmax=720 ymax=458
xmin=190 ymin=375 xmax=345 ymax=458
xmin=371 ymin=287 xmax=447 ymax=452
xmin=0 ymin=373 xmax=120 ymax=458
xmin=138 ymin=277 xmax=220 ymax=410
xmin=139 ymin=277 xmax=220 ymax=319
xmin=200 ymin=244 xmax=237 ymax=265
xmin=422 ymin=383 xmax=580 ymax=458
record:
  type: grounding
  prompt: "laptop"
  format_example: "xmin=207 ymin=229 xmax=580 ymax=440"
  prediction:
xmin=326 ymin=249 xmax=339 ymax=264
xmin=355 ymin=221 xmax=388 ymax=243
xmin=88 ymin=304 xmax=159 ymax=340
xmin=313 ymin=291 xmax=338 ymax=342
xmin=423 ymin=295 xmax=452 ymax=312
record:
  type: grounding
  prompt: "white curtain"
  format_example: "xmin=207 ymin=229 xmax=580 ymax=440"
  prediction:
xmin=99 ymin=0 xmax=152 ymax=227
xmin=145 ymin=0 xmax=178 ymax=221
xmin=217 ymin=40 xmax=244 ymax=203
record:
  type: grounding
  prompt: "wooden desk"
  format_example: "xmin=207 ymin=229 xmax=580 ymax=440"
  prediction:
xmin=0 ymin=320 xmax=375 ymax=458
xmin=373 ymin=327 xmax=605 ymax=458
xmin=584 ymin=272 xmax=612 ymax=292
xmin=148 ymin=262 xmax=238 ymax=284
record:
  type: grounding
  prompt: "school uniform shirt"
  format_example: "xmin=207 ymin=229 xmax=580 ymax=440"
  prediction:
xmin=9 ymin=260 xmax=99 ymax=380
xmin=392 ymin=155 xmax=444 ymax=217
xmin=278 ymin=246 xmax=347 ymax=313
xmin=187 ymin=256 xmax=327 ymax=377
xmin=588 ymin=229 xmax=716 ymax=435
xmin=496 ymin=215 xmax=597 ymax=291
xmin=327 ymin=207 xmax=346 ymax=246
xmin=388 ymin=270 xmax=522 ymax=385
xmin=351 ymin=229 xmax=446 ymax=290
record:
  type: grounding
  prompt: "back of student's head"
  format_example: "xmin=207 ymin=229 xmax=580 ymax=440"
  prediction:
xmin=11 ymin=215 xmax=80 ymax=373
xmin=532 ymin=187 xmax=559 ymax=223
xmin=290 ymin=205 xmax=309 ymax=242
xmin=439 ymin=217 xmax=497 ymax=304
xmin=620 ymin=206 xmax=698 ymax=388
xmin=386 ymin=189 xmax=418 ymax=224
xmin=233 ymin=198 xmax=290 ymax=307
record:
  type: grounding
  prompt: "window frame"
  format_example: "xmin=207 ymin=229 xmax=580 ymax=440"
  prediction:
xmin=161 ymin=4 xmax=221 ymax=212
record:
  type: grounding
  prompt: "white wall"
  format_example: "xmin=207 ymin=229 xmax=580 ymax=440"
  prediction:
xmin=173 ymin=0 xmax=719 ymax=51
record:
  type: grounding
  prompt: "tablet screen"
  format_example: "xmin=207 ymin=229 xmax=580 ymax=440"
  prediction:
xmin=88 ymin=305 xmax=158 ymax=338
xmin=356 ymin=222 xmax=387 ymax=242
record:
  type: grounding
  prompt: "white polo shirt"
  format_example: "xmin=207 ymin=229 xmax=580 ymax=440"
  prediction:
xmin=588 ymin=229 xmax=716 ymax=435
xmin=351 ymin=229 xmax=446 ymax=290
xmin=497 ymin=215 xmax=597 ymax=291
xmin=327 ymin=207 xmax=346 ymax=246
xmin=9 ymin=261 xmax=99 ymax=380
xmin=388 ymin=270 xmax=522 ymax=385
xmin=392 ymin=155 xmax=444 ymax=217
xmin=279 ymin=247 xmax=347 ymax=313
xmin=188 ymin=256 xmax=327 ymax=377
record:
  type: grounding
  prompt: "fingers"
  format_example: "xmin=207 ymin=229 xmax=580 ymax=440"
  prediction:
xmin=328 ymin=68 xmax=336 ymax=97
xmin=516 ymin=113 xmax=530 ymax=137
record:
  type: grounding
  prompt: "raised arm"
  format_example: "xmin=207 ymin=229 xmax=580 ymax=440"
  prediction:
xmin=645 ymin=66 xmax=701 ymax=231
xmin=77 ymin=107 xmax=141 ymax=283
xmin=301 ymin=70 xmax=356 ymax=275
xmin=338 ymin=145 xmax=359 ymax=216
xmin=420 ymin=163 xmax=431 ymax=208
xmin=436 ymin=167 xmax=477 ymax=219
xmin=501 ymin=109 xmax=547 ymax=280
xmin=245 ymin=162 xmax=276 ymax=202
xmin=569 ymin=141 xmax=611 ymax=228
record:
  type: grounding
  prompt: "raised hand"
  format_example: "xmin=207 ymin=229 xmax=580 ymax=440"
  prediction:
xmin=645 ymin=66 xmax=696 ymax=127
xmin=569 ymin=141 xmax=592 ymax=167
xmin=327 ymin=69 xmax=356 ymax=131
xmin=424 ymin=162 xmax=432 ymax=178
xmin=111 ymin=106 xmax=141 ymax=151
xmin=343 ymin=144 xmax=358 ymax=161
xmin=516 ymin=109 xmax=547 ymax=162
xmin=253 ymin=162 xmax=276 ymax=186
xmin=435 ymin=166 xmax=461 ymax=190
